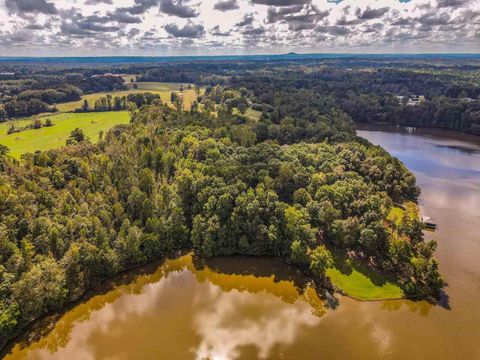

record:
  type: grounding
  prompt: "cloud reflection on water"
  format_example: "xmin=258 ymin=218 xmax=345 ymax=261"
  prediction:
xmin=192 ymin=285 xmax=321 ymax=359
xmin=5 ymin=255 xmax=326 ymax=360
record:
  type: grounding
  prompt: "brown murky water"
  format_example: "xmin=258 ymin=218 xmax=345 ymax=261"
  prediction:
xmin=4 ymin=125 xmax=480 ymax=359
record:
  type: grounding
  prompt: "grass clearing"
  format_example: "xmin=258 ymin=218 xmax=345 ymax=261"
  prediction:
xmin=244 ymin=108 xmax=262 ymax=121
xmin=125 ymin=81 xmax=189 ymax=91
xmin=232 ymin=107 xmax=262 ymax=121
xmin=388 ymin=206 xmax=405 ymax=226
xmin=122 ymin=74 xmax=137 ymax=83
xmin=326 ymin=252 xmax=404 ymax=300
xmin=57 ymin=90 xmax=160 ymax=112
xmin=0 ymin=112 xmax=129 ymax=158
xmin=329 ymin=200 xmax=420 ymax=300
xmin=1 ymin=82 xmax=203 ymax=158
xmin=56 ymin=82 xmax=200 ymax=112
xmin=405 ymin=201 xmax=419 ymax=218
xmin=387 ymin=201 xmax=419 ymax=226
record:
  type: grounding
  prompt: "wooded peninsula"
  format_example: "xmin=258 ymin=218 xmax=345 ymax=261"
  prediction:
xmin=0 ymin=56 xmax=457 ymax=349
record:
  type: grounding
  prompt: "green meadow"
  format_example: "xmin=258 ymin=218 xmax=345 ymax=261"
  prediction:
xmin=0 ymin=112 xmax=130 ymax=158
xmin=244 ymin=108 xmax=262 ymax=121
xmin=327 ymin=252 xmax=404 ymax=301
xmin=232 ymin=107 xmax=262 ymax=121
xmin=326 ymin=201 xmax=419 ymax=301
xmin=57 ymin=82 xmax=200 ymax=112
xmin=0 ymin=82 xmax=205 ymax=159
xmin=125 ymin=81 xmax=188 ymax=91
xmin=388 ymin=201 xmax=419 ymax=226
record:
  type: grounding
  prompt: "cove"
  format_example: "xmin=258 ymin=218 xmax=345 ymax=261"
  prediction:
xmin=3 ymin=254 xmax=327 ymax=360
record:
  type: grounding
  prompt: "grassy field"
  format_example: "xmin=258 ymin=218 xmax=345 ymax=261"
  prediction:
xmin=1 ymin=82 xmax=202 ymax=158
xmin=327 ymin=252 xmax=404 ymax=301
xmin=57 ymin=82 xmax=200 ymax=112
xmin=122 ymin=74 xmax=137 ymax=83
xmin=0 ymin=112 xmax=129 ymax=158
xmin=125 ymin=81 xmax=188 ymax=91
xmin=232 ymin=107 xmax=262 ymax=121
xmin=325 ymin=201 xmax=419 ymax=300
xmin=244 ymin=108 xmax=262 ymax=121
xmin=388 ymin=201 xmax=419 ymax=226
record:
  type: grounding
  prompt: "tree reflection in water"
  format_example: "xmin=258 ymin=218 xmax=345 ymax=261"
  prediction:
xmin=4 ymin=254 xmax=330 ymax=360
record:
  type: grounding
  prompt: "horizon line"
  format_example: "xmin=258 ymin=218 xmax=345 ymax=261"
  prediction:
xmin=1 ymin=52 xmax=480 ymax=59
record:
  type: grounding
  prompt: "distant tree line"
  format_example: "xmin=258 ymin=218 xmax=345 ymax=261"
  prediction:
xmin=2 ymin=59 xmax=480 ymax=133
xmin=229 ymin=67 xmax=480 ymax=135
xmin=0 ymin=76 xmax=126 ymax=121
xmin=6 ymin=118 xmax=53 ymax=135
xmin=0 ymin=98 xmax=57 ymax=120
xmin=74 ymin=93 xmax=161 ymax=113
xmin=94 ymin=60 xmax=480 ymax=134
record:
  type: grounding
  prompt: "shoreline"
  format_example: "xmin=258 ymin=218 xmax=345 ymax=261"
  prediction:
xmin=355 ymin=122 xmax=480 ymax=142
xmin=1 ymin=249 xmax=433 ymax=355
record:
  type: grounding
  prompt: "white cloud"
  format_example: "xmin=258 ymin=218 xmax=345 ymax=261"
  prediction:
xmin=0 ymin=0 xmax=478 ymax=55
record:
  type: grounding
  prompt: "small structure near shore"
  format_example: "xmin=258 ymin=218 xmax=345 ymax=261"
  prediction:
xmin=422 ymin=216 xmax=437 ymax=230
xmin=396 ymin=94 xmax=426 ymax=106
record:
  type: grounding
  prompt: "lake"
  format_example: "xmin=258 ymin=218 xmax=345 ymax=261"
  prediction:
xmin=4 ymin=124 xmax=480 ymax=359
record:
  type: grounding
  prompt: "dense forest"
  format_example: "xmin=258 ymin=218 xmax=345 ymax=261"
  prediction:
xmin=227 ymin=67 xmax=480 ymax=134
xmin=131 ymin=59 xmax=480 ymax=134
xmin=1 ymin=57 xmax=479 ymax=132
xmin=0 ymin=93 xmax=443 ymax=348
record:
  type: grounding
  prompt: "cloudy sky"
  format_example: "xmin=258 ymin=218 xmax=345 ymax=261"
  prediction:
xmin=0 ymin=0 xmax=478 ymax=56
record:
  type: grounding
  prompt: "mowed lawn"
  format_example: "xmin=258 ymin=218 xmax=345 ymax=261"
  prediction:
xmin=57 ymin=82 xmax=200 ymax=112
xmin=1 ymin=82 xmax=202 ymax=158
xmin=326 ymin=202 xmax=418 ymax=300
xmin=327 ymin=267 xmax=404 ymax=301
xmin=125 ymin=81 xmax=187 ymax=91
xmin=387 ymin=201 xmax=419 ymax=226
xmin=326 ymin=252 xmax=404 ymax=301
xmin=0 ymin=112 xmax=130 ymax=158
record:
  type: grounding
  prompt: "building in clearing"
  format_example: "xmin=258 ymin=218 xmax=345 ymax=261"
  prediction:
xmin=91 ymin=73 xmax=126 ymax=78
xmin=406 ymin=95 xmax=426 ymax=106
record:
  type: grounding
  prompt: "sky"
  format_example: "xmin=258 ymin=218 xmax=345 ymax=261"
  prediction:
xmin=0 ymin=0 xmax=478 ymax=56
